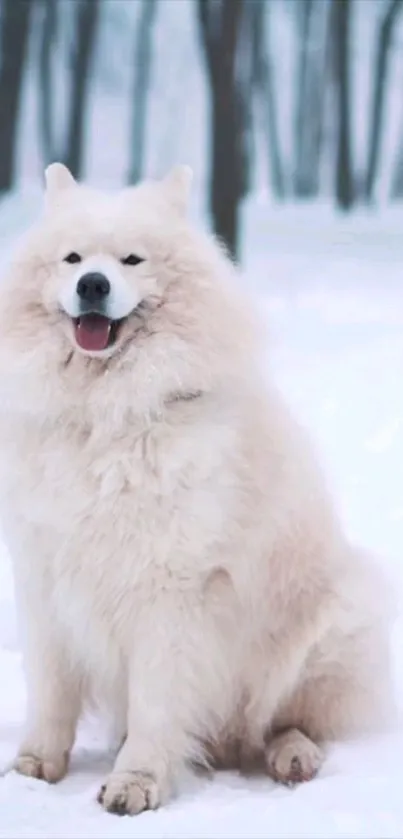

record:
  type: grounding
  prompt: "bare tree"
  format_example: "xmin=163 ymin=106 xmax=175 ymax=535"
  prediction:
xmin=197 ymin=0 xmax=247 ymax=260
xmin=365 ymin=0 xmax=403 ymax=201
xmin=293 ymin=0 xmax=329 ymax=198
xmin=250 ymin=0 xmax=285 ymax=199
xmin=391 ymin=120 xmax=403 ymax=197
xmin=0 ymin=0 xmax=33 ymax=194
xmin=330 ymin=0 xmax=355 ymax=210
xmin=64 ymin=0 xmax=100 ymax=178
xmin=128 ymin=0 xmax=158 ymax=184
xmin=233 ymin=1 xmax=256 ymax=201
xmin=293 ymin=0 xmax=313 ymax=195
xmin=38 ymin=0 xmax=57 ymax=165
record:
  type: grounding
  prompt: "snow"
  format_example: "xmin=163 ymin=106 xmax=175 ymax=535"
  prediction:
xmin=1 ymin=199 xmax=403 ymax=837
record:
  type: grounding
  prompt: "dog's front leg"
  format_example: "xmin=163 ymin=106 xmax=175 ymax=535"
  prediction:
xmin=13 ymin=603 xmax=81 ymax=784
xmin=98 ymin=595 xmax=207 ymax=815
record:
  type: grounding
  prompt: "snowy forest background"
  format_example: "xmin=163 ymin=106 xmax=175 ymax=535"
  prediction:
xmin=2 ymin=0 xmax=403 ymax=259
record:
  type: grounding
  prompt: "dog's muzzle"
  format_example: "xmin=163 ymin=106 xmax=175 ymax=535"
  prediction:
xmin=73 ymin=272 xmax=115 ymax=352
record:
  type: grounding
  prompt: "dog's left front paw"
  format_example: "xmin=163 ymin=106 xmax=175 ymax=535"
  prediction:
xmin=97 ymin=770 xmax=164 ymax=816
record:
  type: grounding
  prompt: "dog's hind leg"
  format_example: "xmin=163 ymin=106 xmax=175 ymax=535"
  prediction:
xmin=263 ymin=621 xmax=394 ymax=787
xmin=264 ymin=727 xmax=323 ymax=784
xmin=271 ymin=620 xmax=394 ymax=745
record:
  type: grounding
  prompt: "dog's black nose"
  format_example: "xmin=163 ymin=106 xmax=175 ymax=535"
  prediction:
xmin=76 ymin=273 xmax=110 ymax=304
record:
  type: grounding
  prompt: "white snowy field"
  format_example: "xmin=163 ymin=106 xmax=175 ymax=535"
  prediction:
xmin=0 ymin=197 xmax=403 ymax=837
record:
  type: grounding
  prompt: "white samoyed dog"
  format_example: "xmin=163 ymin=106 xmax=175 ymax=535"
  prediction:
xmin=0 ymin=164 xmax=394 ymax=815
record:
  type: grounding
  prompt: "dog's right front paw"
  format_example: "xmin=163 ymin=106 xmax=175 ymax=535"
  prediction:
xmin=14 ymin=751 xmax=68 ymax=784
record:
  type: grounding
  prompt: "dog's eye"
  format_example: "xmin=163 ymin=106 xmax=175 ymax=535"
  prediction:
xmin=121 ymin=254 xmax=144 ymax=267
xmin=64 ymin=252 xmax=82 ymax=264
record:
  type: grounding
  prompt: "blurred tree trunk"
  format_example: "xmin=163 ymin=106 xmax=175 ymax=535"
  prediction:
xmin=250 ymin=0 xmax=285 ymax=199
xmin=234 ymin=2 xmax=255 ymax=201
xmin=293 ymin=0 xmax=329 ymax=198
xmin=128 ymin=0 xmax=158 ymax=184
xmin=197 ymin=0 xmax=247 ymax=261
xmin=64 ymin=0 xmax=100 ymax=178
xmin=38 ymin=0 xmax=57 ymax=165
xmin=391 ymin=124 xmax=403 ymax=196
xmin=330 ymin=0 xmax=355 ymax=210
xmin=365 ymin=0 xmax=402 ymax=202
xmin=0 ymin=0 xmax=33 ymax=194
xmin=293 ymin=0 xmax=313 ymax=196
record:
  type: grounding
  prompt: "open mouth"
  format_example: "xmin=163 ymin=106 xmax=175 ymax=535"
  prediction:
xmin=73 ymin=313 xmax=124 ymax=352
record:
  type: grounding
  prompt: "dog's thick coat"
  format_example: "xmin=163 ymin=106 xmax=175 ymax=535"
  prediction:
xmin=0 ymin=165 xmax=393 ymax=814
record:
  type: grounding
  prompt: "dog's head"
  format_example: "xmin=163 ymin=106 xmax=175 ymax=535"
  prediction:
xmin=42 ymin=163 xmax=196 ymax=358
xmin=0 ymin=165 xmax=259 ymax=423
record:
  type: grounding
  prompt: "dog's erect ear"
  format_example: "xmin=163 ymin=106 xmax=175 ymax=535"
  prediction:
xmin=45 ymin=163 xmax=76 ymax=202
xmin=162 ymin=165 xmax=193 ymax=214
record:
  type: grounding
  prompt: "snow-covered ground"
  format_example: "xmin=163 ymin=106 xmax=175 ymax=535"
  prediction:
xmin=0 ymin=199 xmax=403 ymax=837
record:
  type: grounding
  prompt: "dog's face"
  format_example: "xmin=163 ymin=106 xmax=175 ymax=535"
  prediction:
xmin=0 ymin=164 xmax=257 ymax=423
xmin=41 ymin=163 xmax=195 ymax=359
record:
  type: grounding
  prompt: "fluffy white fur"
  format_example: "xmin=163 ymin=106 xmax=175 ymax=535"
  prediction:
xmin=0 ymin=164 xmax=395 ymax=815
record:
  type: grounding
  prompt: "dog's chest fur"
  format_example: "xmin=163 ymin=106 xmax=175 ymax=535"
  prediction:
xmin=1 ymin=406 xmax=237 ymax=658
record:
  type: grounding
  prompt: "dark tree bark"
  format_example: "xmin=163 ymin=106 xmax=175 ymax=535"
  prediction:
xmin=330 ymin=0 xmax=355 ymax=210
xmin=197 ymin=0 xmax=247 ymax=261
xmin=293 ymin=0 xmax=329 ymax=198
xmin=128 ymin=0 xmax=158 ymax=184
xmin=391 ymin=126 xmax=403 ymax=198
xmin=0 ymin=0 xmax=33 ymax=193
xmin=365 ymin=0 xmax=402 ymax=201
xmin=64 ymin=0 xmax=100 ymax=178
xmin=250 ymin=0 xmax=285 ymax=199
xmin=234 ymin=1 xmax=255 ymax=201
xmin=293 ymin=0 xmax=313 ymax=196
xmin=38 ymin=0 xmax=57 ymax=165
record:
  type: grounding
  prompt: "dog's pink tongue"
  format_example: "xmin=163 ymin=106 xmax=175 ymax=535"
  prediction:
xmin=74 ymin=314 xmax=111 ymax=352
